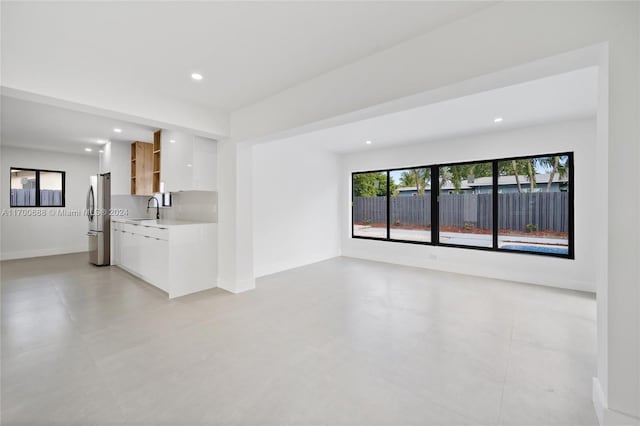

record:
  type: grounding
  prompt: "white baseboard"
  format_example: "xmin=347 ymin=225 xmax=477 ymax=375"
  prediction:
xmin=254 ymin=252 xmax=341 ymax=278
xmin=0 ymin=247 xmax=87 ymax=261
xmin=170 ymin=280 xmax=218 ymax=299
xmin=218 ymin=277 xmax=255 ymax=294
xmin=593 ymin=378 xmax=640 ymax=426
xmin=341 ymin=250 xmax=595 ymax=293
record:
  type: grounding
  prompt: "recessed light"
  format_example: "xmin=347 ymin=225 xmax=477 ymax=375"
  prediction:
xmin=99 ymin=150 xmax=104 ymax=153
xmin=97 ymin=139 xmax=108 ymax=144
xmin=170 ymin=139 xmax=176 ymax=144
xmin=191 ymin=73 xmax=203 ymax=81
xmin=85 ymin=148 xmax=93 ymax=152
xmin=113 ymin=128 xmax=122 ymax=133
xmin=493 ymin=117 xmax=503 ymax=123
xmin=365 ymin=140 xmax=372 ymax=145
xmin=186 ymin=163 xmax=192 ymax=168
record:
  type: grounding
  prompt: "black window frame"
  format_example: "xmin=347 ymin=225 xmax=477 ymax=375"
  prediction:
xmin=436 ymin=159 xmax=495 ymax=251
xmin=351 ymin=169 xmax=391 ymax=241
xmin=10 ymin=167 xmax=66 ymax=208
xmin=351 ymin=152 xmax=574 ymax=259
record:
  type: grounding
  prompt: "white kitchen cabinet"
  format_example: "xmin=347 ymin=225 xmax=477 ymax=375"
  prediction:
xmin=147 ymin=237 xmax=169 ymax=292
xmin=191 ymin=137 xmax=217 ymax=190
xmin=112 ymin=222 xmax=121 ymax=265
xmin=119 ymin=229 xmax=137 ymax=272
xmin=137 ymin=232 xmax=169 ymax=292
xmin=111 ymin=219 xmax=216 ymax=298
xmin=160 ymin=130 xmax=217 ymax=192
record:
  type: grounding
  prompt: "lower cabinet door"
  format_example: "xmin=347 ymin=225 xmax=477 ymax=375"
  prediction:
xmin=112 ymin=229 xmax=121 ymax=265
xmin=119 ymin=231 xmax=132 ymax=270
xmin=138 ymin=235 xmax=152 ymax=281
xmin=130 ymin=233 xmax=142 ymax=273
xmin=146 ymin=238 xmax=169 ymax=292
xmin=117 ymin=230 xmax=169 ymax=294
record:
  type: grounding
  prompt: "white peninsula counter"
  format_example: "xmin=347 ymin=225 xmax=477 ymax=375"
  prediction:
xmin=111 ymin=218 xmax=217 ymax=298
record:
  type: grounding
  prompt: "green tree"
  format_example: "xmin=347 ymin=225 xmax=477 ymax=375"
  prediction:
xmin=499 ymin=159 xmax=537 ymax=193
xmin=511 ymin=160 xmax=522 ymax=192
xmin=536 ymin=155 xmax=569 ymax=192
xmin=353 ymin=172 xmax=397 ymax=197
xmin=439 ymin=162 xmax=491 ymax=193
xmin=399 ymin=171 xmax=415 ymax=187
xmin=398 ymin=168 xmax=430 ymax=195
xmin=525 ymin=159 xmax=536 ymax=192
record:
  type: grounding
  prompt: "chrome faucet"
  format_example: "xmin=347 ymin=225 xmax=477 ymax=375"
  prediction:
xmin=147 ymin=196 xmax=160 ymax=220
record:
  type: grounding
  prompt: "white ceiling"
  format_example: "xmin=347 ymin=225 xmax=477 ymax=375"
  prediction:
xmin=1 ymin=67 xmax=597 ymax=156
xmin=1 ymin=1 xmax=494 ymax=112
xmin=281 ymin=67 xmax=598 ymax=153
xmin=1 ymin=96 xmax=157 ymax=154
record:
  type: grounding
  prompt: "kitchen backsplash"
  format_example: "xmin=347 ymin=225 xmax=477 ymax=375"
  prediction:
xmin=161 ymin=191 xmax=217 ymax=223
xmin=111 ymin=195 xmax=151 ymax=218
xmin=111 ymin=191 xmax=217 ymax=223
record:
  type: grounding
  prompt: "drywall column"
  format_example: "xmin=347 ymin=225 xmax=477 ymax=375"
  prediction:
xmin=603 ymin=12 xmax=640 ymax=423
xmin=637 ymin=5 xmax=640 ymax=418
xmin=594 ymin=46 xmax=611 ymax=424
xmin=217 ymin=139 xmax=255 ymax=293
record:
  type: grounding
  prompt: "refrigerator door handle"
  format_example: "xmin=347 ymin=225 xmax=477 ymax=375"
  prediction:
xmin=87 ymin=186 xmax=95 ymax=222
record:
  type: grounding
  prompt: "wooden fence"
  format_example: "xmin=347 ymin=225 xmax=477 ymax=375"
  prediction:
xmin=353 ymin=192 xmax=569 ymax=232
xmin=10 ymin=189 xmax=63 ymax=206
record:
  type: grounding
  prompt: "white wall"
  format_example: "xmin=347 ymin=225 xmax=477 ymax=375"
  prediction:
xmin=637 ymin=6 xmax=640 ymax=419
xmin=99 ymin=141 xmax=130 ymax=195
xmin=252 ymin=138 xmax=341 ymax=278
xmin=341 ymin=119 xmax=597 ymax=293
xmin=217 ymin=140 xmax=255 ymax=293
xmin=0 ymin=146 xmax=99 ymax=260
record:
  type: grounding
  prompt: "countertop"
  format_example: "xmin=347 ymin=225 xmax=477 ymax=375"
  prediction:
xmin=112 ymin=218 xmax=215 ymax=228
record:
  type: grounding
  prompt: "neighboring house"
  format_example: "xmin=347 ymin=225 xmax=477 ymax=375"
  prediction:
xmin=396 ymin=174 xmax=568 ymax=196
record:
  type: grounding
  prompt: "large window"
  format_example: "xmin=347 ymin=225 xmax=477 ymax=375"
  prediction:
xmin=10 ymin=168 xmax=65 ymax=207
xmin=351 ymin=152 xmax=573 ymax=258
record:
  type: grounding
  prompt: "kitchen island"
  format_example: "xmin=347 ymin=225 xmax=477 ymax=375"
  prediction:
xmin=111 ymin=218 xmax=217 ymax=298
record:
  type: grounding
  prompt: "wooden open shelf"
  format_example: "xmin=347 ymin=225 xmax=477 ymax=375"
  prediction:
xmin=130 ymin=141 xmax=154 ymax=195
xmin=152 ymin=130 xmax=161 ymax=193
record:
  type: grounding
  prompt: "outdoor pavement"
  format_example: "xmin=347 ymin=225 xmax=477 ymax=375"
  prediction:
xmin=354 ymin=225 xmax=568 ymax=249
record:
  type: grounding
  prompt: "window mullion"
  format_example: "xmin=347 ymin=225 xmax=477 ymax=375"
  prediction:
xmin=386 ymin=170 xmax=390 ymax=240
xmin=492 ymin=161 xmax=499 ymax=250
xmin=35 ymin=170 xmax=41 ymax=207
xmin=431 ymin=165 xmax=439 ymax=245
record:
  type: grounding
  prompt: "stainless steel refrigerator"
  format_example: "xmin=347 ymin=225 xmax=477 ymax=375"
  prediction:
xmin=86 ymin=173 xmax=110 ymax=266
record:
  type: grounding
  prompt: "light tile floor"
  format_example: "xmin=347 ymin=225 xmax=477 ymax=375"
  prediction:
xmin=1 ymin=253 xmax=598 ymax=425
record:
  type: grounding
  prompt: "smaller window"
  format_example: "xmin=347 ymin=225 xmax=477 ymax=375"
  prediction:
xmin=390 ymin=167 xmax=432 ymax=242
xmin=352 ymin=171 xmax=389 ymax=239
xmin=438 ymin=161 xmax=493 ymax=248
xmin=10 ymin=168 xmax=65 ymax=207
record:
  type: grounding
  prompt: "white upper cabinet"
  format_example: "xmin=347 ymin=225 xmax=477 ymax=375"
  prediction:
xmin=191 ymin=136 xmax=217 ymax=190
xmin=160 ymin=130 xmax=217 ymax=192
